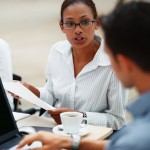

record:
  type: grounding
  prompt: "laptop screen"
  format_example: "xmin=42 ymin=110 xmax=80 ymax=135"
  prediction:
xmin=0 ymin=78 xmax=19 ymax=143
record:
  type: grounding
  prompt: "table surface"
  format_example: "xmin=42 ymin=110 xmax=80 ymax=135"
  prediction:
xmin=17 ymin=115 xmax=113 ymax=140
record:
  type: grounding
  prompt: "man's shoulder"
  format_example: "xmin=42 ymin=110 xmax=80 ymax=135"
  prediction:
xmin=0 ymin=39 xmax=9 ymax=49
xmin=0 ymin=39 xmax=7 ymax=44
xmin=107 ymin=121 xmax=150 ymax=150
xmin=0 ymin=39 xmax=10 ymax=55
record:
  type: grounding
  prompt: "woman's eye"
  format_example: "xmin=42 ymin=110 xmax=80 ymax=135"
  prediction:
xmin=66 ymin=22 xmax=75 ymax=27
xmin=81 ymin=20 xmax=90 ymax=25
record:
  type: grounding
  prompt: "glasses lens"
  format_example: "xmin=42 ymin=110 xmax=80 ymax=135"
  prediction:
xmin=63 ymin=22 xmax=75 ymax=29
xmin=63 ymin=20 xmax=95 ymax=29
xmin=80 ymin=20 xmax=93 ymax=28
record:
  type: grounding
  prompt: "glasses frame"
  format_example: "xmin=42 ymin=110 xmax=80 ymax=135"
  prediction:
xmin=62 ymin=20 xmax=96 ymax=30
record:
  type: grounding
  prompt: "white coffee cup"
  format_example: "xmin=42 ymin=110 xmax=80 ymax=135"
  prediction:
xmin=60 ymin=112 xmax=86 ymax=134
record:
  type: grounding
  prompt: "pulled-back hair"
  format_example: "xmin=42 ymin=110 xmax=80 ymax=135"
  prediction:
xmin=100 ymin=2 xmax=150 ymax=72
xmin=60 ymin=0 xmax=98 ymax=23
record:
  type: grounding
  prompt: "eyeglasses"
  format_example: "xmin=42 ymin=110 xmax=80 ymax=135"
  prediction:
xmin=62 ymin=19 xmax=96 ymax=30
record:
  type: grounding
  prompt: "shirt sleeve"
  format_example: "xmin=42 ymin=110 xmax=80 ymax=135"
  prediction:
xmin=39 ymin=47 xmax=57 ymax=106
xmin=86 ymin=72 xmax=128 ymax=130
xmin=106 ymin=145 xmax=135 ymax=150
xmin=106 ymin=138 xmax=136 ymax=150
xmin=0 ymin=39 xmax=14 ymax=110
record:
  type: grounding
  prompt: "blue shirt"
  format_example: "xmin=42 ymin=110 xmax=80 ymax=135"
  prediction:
xmin=106 ymin=92 xmax=150 ymax=150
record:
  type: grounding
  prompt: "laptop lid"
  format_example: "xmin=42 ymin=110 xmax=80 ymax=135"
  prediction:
xmin=0 ymin=78 xmax=20 ymax=144
xmin=0 ymin=78 xmax=51 ymax=149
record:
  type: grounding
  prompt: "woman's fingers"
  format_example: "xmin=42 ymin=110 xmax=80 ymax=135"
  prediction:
xmin=9 ymin=91 xmax=20 ymax=99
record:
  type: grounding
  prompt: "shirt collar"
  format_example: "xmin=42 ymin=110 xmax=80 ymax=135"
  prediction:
xmin=56 ymin=35 xmax=111 ymax=67
xmin=127 ymin=91 xmax=150 ymax=118
xmin=94 ymin=36 xmax=111 ymax=66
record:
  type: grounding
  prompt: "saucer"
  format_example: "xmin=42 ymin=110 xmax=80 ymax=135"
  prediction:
xmin=52 ymin=125 xmax=90 ymax=137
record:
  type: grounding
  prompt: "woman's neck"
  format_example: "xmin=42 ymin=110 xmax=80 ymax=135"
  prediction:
xmin=72 ymin=40 xmax=100 ymax=63
xmin=72 ymin=40 xmax=100 ymax=77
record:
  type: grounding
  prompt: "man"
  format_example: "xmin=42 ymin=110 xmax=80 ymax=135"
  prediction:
xmin=0 ymin=39 xmax=14 ymax=110
xmin=17 ymin=1 xmax=150 ymax=150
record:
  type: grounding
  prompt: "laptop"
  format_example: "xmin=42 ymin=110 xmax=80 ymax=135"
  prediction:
xmin=0 ymin=78 xmax=52 ymax=149
xmin=0 ymin=77 xmax=23 ymax=149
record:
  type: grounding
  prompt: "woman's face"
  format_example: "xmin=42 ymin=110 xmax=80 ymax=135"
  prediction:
xmin=61 ymin=3 xmax=99 ymax=49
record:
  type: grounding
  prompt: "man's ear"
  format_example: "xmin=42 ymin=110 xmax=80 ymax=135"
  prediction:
xmin=59 ymin=22 xmax=65 ymax=33
xmin=117 ymin=54 xmax=133 ymax=73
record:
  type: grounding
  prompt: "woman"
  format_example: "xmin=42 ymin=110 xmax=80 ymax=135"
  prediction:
xmin=16 ymin=0 xmax=128 ymax=130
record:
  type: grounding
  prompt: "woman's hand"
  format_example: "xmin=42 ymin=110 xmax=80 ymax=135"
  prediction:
xmin=8 ymin=80 xmax=22 ymax=99
xmin=16 ymin=131 xmax=72 ymax=150
xmin=48 ymin=108 xmax=74 ymax=124
xmin=9 ymin=91 xmax=20 ymax=99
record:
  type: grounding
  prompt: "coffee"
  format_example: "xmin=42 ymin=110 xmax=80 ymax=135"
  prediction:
xmin=64 ymin=114 xmax=77 ymax=117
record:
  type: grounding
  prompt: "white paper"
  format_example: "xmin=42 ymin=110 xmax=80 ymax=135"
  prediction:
xmin=13 ymin=112 xmax=30 ymax=121
xmin=3 ymin=82 xmax=55 ymax=110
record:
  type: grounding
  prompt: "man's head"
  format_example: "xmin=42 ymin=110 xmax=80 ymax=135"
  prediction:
xmin=100 ymin=2 xmax=150 ymax=88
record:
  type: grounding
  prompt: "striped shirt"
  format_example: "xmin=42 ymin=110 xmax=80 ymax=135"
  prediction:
xmin=40 ymin=36 xmax=128 ymax=130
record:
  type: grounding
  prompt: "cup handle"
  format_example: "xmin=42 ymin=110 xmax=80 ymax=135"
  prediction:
xmin=81 ymin=117 xmax=87 ymax=128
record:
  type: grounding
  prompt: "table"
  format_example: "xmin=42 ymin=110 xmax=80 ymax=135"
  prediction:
xmin=17 ymin=115 xmax=113 ymax=140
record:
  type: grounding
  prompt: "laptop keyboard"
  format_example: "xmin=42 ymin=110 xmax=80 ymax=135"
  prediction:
xmin=0 ymin=135 xmax=22 ymax=149
xmin=0 ymin=127 xmax=52 ymax=149
xmin=9 ymin=141 xmax=42 ymax=150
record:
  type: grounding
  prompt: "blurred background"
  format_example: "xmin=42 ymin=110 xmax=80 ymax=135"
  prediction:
xmin=0 ymin=0 xmax=138 ymax=117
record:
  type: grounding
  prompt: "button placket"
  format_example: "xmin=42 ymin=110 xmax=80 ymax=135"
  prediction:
xmin=69 ymin=79 xmax=76 ymax=109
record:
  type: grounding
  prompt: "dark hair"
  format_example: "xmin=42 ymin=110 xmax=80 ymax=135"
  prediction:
xmin=60 ymin=0 xmax=98 ymax=24
xmin=100 ymin=2 xmax=150 ymax=72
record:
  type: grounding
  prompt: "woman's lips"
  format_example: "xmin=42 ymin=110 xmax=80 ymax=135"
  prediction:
xmin=73 ymin=37 xmax=85 ymax=43
xmin=75 ymin=37 xmax=84 ymax=40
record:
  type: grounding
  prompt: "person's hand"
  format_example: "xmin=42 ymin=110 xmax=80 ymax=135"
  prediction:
xmin=9 ymin=91 xmax=20 ymax=99
xmin=16 ymin=131 xmax=72 ymax=150
xmin=8 ymin=80 xmax=22 ymax=100
xmin=48 ymin=108 xmax=74 ymax=124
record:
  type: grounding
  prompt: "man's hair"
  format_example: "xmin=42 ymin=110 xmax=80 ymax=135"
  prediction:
xmin=100 ymin=2 xmax=150 ymax=72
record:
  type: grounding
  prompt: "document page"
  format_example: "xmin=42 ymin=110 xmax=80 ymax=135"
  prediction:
xmin=13 ymin=112 xmax=30 ymax=121
xmin=3 ymin=82 xmax=55 ymax=110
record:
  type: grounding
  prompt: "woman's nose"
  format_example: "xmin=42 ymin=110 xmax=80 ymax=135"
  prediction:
xmin=74 ymin=25 xmax=83 ymax=34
